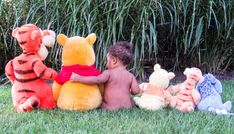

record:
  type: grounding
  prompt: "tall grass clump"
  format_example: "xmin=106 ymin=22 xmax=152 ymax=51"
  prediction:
xmin=0 ymin=0 xmax=233 ymax=81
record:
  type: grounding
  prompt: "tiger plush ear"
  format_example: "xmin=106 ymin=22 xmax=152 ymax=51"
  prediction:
xmin=42 ymin=30 xmax=56 ymax=47
xmin=31 ymin=30 xmax=41 ymax=40
xmin=12 ymin=27 xmax=19 ymax=38
xmin=86 ymin=33 xmax=96 ymax=46
xmin=57 ymin=34 xmax=68 ymax=46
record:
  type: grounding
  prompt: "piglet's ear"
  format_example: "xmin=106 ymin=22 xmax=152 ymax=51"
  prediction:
xmin=12 ymin=27 xmax=19 ymax=38
xmin=31 ymin=30 xmax=41 ymax=40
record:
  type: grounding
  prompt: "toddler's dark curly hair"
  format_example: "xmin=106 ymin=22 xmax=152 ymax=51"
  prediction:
xmin=108 ymin=41 xmax=134 ymax=66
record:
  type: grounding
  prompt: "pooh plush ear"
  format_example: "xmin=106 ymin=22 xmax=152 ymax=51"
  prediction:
xmin=168 ymin=72 xmax=175 ymax=80
xmin=12 ymin=27 xmax=19 ymax=38
xmin=86 ymin=33 xmax=96 ymax=45
xmin=154 ymin=64 xmax=161 ymax=71
xmin=57 ymin=34 xmax=68 ymax=46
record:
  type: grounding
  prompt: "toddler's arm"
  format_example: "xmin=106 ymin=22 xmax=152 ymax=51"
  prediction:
xmin=70 ymin=70 xmax=110 ymax=84
xmin=130 ymin=75 xmax=141 ymax=95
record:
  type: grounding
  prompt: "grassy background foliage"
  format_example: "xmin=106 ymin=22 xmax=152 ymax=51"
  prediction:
xmin=0 ymin=80 xmax=234 ymax=133
xmin=0 ymin=0 xmax=234 ymax=81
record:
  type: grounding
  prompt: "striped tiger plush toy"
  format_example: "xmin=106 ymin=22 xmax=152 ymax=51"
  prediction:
xmin=5 ymin=24 xmax=58 ymax=112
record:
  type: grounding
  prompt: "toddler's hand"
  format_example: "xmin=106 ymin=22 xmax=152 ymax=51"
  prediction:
xmin=70 ymin=72 xmax=80 ymax=82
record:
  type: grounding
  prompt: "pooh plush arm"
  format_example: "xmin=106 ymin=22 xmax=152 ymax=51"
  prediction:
xmin=32 ymin=59 xmax=58 ymax=80
xmin=5 ymin=60 xmax=15 ymax=84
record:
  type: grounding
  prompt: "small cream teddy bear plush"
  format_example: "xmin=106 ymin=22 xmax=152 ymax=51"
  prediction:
xmin=134 ymin=64 xmax=175 ymax=110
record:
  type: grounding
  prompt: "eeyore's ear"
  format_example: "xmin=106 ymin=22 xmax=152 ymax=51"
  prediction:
xmin=207 ymin=73 xmax=222 ymax=93
xmin=214 ymin=78 xmax=222 ymax=93
xmin=207 ymin=73 xmax=217 ymax=85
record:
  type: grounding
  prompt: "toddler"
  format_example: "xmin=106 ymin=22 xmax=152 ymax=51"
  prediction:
xmin=70 ymin=41 xmax=141 ymax=111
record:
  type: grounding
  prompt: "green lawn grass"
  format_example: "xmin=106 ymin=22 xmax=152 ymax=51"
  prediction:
xmin=0 ymin=81 xmax=234 ymax=134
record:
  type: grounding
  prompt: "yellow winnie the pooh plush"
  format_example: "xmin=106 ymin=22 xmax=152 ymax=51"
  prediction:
xmin=53 ymin=33 xmax=102 ymax=110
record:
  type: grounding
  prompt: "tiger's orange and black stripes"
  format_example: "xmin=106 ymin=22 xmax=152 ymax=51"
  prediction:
xmin=5 ymin=24 xmax=58 ymax=112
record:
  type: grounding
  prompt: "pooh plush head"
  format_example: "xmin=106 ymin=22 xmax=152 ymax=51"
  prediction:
xmin=57 ymin=33 xmax=97 ymax=66
xmin=149 ymin=64 xmax=175 ymax=89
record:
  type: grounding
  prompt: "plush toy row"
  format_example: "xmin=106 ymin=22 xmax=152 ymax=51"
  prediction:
xmin=134 ymin=64 xmax=233 ymax=116
xmin=5 ymin=24 xmax=233 ymax=116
